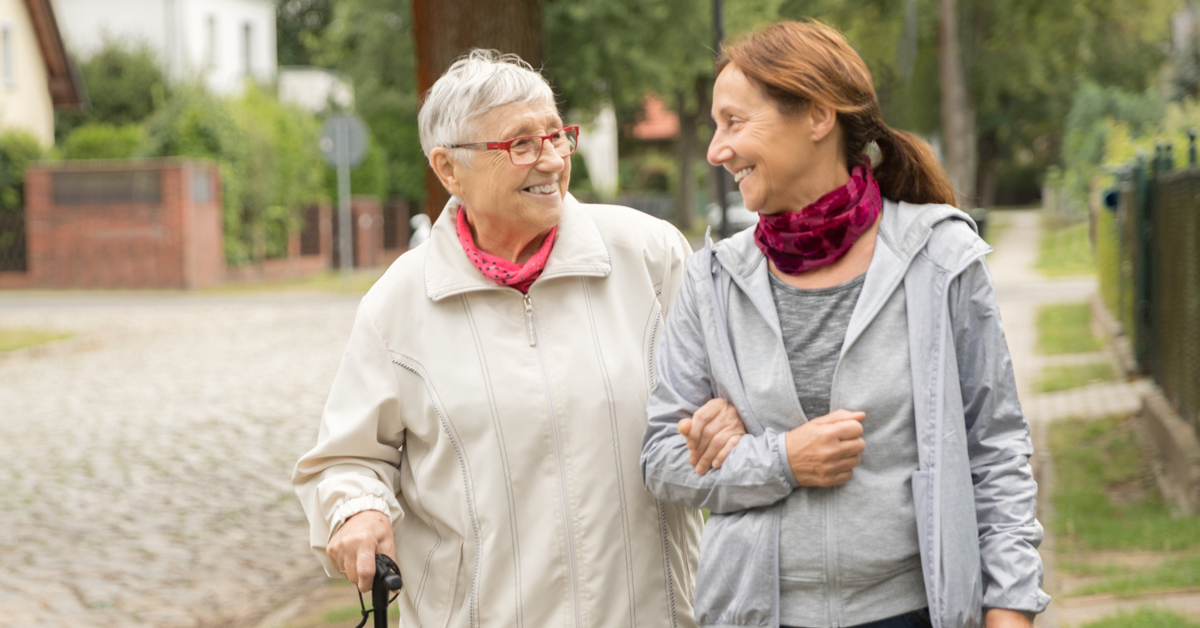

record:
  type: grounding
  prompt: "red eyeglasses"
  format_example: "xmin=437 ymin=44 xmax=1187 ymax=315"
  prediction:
xmin=447 ymin=126 xmax=580 ymax=166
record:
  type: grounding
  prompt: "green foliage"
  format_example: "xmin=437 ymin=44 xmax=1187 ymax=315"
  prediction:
xmin=56 ymin=40 xmax=168 ymax=142
xmin=1050 ymin=415 xmax=1200 ymax=552
xmin=0 ymin=130 xmax=45 ymax=212
xmin=276 ymin=0 xmax=333 ymax=66
xmin=1037 ymin=363 xmax=1116 ymax=393
xmin=1036 ymin=302 xmax=1103 ymax=355
xmin=139 ymin=83 xmax=325 ymax=265
xmin=1079 ymin=609 xmax=1200 ymax=628
xmin=1095 ymin=207 xmax=1124 ymax=331
xmin=61 ymin=123 xmax=145 ymax=160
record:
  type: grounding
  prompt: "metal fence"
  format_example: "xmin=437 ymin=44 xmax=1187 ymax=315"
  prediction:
xmin=0 ymin=210 xmax=24 ymax=272
xmin=1111 ymin=143 xmax=1200 ymax=434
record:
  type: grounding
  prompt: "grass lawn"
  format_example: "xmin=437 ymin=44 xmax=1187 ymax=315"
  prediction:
xmin=1051 ymin=415 xmax=1200 ymax=597
xmin=206 ymin=269 xmax=386 ymax=295
xmin=1037 ymin=302 xmax=1103 ymax=355
xmin=1037 ymin=218 xmax=1095 ymax=277
xmin=1080 ymin=609 xmax=1200 ymax=628
xmin=1050 ymin=415 xmax=1200 ymax=553
xmin=0 ymin=328 xmax=72 ymax=352
xmin=1038 ymin=363 xmax=1118 ymax=393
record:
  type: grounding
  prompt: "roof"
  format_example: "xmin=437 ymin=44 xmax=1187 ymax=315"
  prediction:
xmin=630 ymin=94 xmax=679 ymax=141
xmin=23 ymin=0 xmax=85 ymax=109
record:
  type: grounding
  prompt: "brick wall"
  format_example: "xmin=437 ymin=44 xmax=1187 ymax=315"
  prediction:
xmin=23 ymin=160 xmax=224 ymax=289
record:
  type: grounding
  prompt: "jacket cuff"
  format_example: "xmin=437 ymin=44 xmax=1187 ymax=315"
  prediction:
xmin=328 ymin=494 xmax=393 ymax=543
xmin=776 ymin=431 xmax=800 ymax=488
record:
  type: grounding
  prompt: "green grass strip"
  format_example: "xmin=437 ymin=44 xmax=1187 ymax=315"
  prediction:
xmin=0 ymin=328 xmax=72 ymax=352
xmin=1079 ymin=609 xmax=1200 ymax=627
xmin=1037 ymin=302 xmax=1103 ymax=355
xmin=1037 ymin=219 xmax=1095 ymax=277
xmin=1050 ymin=415 xmax=1200 ymax=552
xmin=1073 ymin=552 xmax=1200 ymax=598
xmin=1038 ymin=362 xmax=1117 ymax=393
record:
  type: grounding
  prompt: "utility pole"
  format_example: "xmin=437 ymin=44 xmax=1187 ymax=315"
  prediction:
xmin=713 ymin=0 xmax=731 ymax=238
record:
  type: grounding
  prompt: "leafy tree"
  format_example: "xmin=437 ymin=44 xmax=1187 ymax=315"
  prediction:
xmin=306 ymin=0 xmax=425 ymax=204
xmin=55 ymin=40 xmax=167 ymax=143
xmin=275 ymin=0 xmax=334 ymax=66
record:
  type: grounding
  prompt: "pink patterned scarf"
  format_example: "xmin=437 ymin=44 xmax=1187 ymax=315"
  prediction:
xmin=456 ymin=207 xmax=557 ymax=294
xmin=753 ymin=163 xmax=881 ymax=275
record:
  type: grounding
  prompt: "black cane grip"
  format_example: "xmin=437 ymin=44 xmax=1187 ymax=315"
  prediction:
xmin=374 ymin=554 xmax=403 ymax=591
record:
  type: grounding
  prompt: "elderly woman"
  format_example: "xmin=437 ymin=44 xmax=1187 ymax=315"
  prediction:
xmin=294 ymin=50 xmax=723 ymax=628
xmin=641 ymin=22 xmax=1049 ymax=628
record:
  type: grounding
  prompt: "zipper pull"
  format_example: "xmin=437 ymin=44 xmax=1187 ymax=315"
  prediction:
xmin=523 ymin=293 xmax=536 ymax=346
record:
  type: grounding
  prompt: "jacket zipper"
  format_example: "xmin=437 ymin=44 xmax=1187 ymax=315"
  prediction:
xmin=526 ymin=293 xmax=583 ymax=626
xmin=523 ymin=294 xmax=536 ymax=346
xmin=392 ymin=358 xmax=480 ymax=628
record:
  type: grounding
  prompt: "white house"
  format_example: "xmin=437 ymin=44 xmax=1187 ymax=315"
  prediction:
xmin=50 ymin=0 xmax=275 ymax=95
xmin=278 ymin=66 xmax=353 ymax=113
xmin=0 ymin=0 xmax=83 ymax=146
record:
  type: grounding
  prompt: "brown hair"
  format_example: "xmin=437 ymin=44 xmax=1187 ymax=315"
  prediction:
xmin=718 ymin=21 xmax=957 ymax=206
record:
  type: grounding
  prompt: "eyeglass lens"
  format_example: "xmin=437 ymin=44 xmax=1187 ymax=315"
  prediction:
xmin=510 ymin=128 xmax=578 ymax=165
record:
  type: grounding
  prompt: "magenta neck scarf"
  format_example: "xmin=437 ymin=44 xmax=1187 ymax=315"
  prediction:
xmin=753 ymin=163 xmax=881 ymax=275
xmin=456 ymin=207 xmax=557 ymax=294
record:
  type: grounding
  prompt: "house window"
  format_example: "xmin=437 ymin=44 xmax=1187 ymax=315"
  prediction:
xmin=206 ymin=16 xmax=217 ymax=69
xmin=2 ymin=23 xmax=13 ymax=88
xmin=242 ymin=23 xmax=252 ymax=76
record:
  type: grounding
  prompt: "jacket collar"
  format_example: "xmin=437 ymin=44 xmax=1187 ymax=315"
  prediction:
xmin=423 ymin=193 xmax=612 ymax=301
xmin=707 ymin=199 xmax=979 ymax=357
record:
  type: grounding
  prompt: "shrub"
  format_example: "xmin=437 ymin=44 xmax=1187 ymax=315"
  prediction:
xmin=0 ymin=130 xmax=45 ymax=212
xmin=61 ymin=123 xmax=145 ymax=160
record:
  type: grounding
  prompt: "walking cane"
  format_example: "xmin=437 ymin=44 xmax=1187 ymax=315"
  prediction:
xmin=354 ymin=554 xmax=403 ymax=628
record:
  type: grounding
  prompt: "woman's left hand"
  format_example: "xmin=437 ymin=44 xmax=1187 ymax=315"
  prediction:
xmin=985 ymin=609 xmax=1033 ymax=628
xmin=678 ymin=398 xmax=746 ymax=475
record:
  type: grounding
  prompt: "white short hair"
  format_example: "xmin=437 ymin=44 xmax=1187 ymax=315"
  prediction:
xmin=418 ymin=50 xmax=556 ymax=158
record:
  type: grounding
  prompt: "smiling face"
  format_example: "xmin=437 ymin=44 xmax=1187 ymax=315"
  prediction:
xmin=707 ymin=64 xmax=846 ymax=215
xmin=431 ymin=99 xmax=571 ymax=257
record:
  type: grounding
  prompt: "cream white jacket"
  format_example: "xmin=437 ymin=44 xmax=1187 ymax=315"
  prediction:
xmin=294 ymin=195 xmax=701 ymax=628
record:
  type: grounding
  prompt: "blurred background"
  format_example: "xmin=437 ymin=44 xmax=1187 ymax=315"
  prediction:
xmin=1 ymin=1 xmax=1199 ymax=627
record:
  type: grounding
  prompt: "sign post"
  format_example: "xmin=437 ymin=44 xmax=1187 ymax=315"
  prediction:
xmin=319 ymin=114 xmax=369 ymax=285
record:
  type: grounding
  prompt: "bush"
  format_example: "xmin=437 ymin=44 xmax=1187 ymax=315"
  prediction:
xmin=139 ymin=83 xmax=325 ymax=265
xmin=61 ymin=123 xmax=144 ymax=160
xmin=0 ymin=130 xmax=45 ymax=212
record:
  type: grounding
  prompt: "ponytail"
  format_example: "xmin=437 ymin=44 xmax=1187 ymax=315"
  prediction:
xmin=873 ymin=127 xmax=957 ymax=207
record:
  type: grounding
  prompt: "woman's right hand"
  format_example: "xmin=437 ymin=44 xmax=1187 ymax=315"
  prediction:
xmin=327 ymin=510 xmax=396 ymax=593
xmin=785 ymin=409 xmax=866 ymax=486
xmin=678 ymin=398 xmax=746 ymax=475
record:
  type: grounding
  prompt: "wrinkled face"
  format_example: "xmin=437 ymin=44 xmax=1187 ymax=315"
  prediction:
xmin=448 ymin=99 xmax=571 ymax=236
xmin=707 ymin=65 xmax=820 ymax=215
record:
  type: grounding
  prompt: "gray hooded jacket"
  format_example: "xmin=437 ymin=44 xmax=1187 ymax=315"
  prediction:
xmin=640 ymin=200 xmax=1050 ymax=628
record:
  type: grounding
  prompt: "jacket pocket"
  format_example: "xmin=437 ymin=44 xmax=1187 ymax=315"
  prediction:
xmin=693 ymin=508 xmax=777 ymax=627
xmin=440 ymin=541 xmax=465 ymax=628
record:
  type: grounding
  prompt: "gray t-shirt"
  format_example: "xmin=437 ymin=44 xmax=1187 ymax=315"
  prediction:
xmin=769 ymin=272 xmax=865 ymax=420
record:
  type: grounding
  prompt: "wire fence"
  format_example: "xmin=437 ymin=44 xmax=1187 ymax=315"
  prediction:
xmin=1108 ymin=145 xmax=1200 ymax=434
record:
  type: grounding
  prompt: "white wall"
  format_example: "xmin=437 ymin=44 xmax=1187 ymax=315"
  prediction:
xmin=0 ymin=0 xmax=55 ymax=146
xmin=51 ymin=0 xmax=275 ymax=96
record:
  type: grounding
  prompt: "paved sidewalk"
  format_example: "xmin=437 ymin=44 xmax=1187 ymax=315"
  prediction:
xmin=986 ymin=210 xmax=1179 ymax=627
xmin=0 ymin=292 xmax=360 ymax=627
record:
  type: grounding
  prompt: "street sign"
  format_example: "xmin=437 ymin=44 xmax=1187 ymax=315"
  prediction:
xmin=319 ymin=114 xmax=369 ymax=168
xmin=320 ymin=114 xmax=370 ymax=283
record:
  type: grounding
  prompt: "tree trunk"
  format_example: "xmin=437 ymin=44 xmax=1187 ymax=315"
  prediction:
xmin=411 ymin=0 xmax=544 ymax=220
xmin=976 ymin=128 xmax=998 ymax=208
xmin=938 ymin=0 xmax=977 ymax=208
xmin=675 ymin=90 xmax=696 ymax=233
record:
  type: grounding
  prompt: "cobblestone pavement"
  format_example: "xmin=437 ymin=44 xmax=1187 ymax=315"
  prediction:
xmin=0 ymin=293 xmax=361 ymax=627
